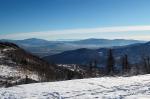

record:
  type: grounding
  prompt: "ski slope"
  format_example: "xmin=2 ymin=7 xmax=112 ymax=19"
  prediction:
xmin=1 ymin=74 xmax=150 ymax=99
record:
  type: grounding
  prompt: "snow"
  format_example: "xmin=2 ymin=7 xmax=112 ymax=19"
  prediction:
xmin=0 ymin=65 xmax=39 ymax=81
xmin=2 ymin=48 xmax=15 ymax=52
xmin=98 ymin=52 xmax=103 ymax=56
xmin=0 ymin=47 xmax=39 ymax=82
xmin=1 ymin=74 xmax=150 ymax=99
xmin=0 ymin=48 xmax=15 ymax=58
xmin=58 ymin=64 xmax=79 ymax=71
xmin=0 ymin=50 xmax=5 ymax=58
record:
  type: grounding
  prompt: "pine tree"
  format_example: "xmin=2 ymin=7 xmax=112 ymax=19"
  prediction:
xmin=25 ymin=75 xmax=28 ymax=84
xmin=106 ymin=49 xmax=115 ymax=75
xmin=143 ymin=56 xmax=150 ymax=73
xmin=94 ymin=60 xmax=97 ymax=68
xmin=122 ymin=54 xmax=130 ymax=73
xmin=89 ymin=61 xmax=93 ymax=70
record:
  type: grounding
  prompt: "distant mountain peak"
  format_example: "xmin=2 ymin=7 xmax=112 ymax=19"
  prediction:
xmin=22 ymin=38 xmax=48 ymax=41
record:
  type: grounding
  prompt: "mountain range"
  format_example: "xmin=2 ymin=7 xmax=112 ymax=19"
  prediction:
xmin=0 ymin=38 xmax=150 ymax=87
xmin=43 ymin=41 xmax=150 ymax=68
xmin=0 ymin=38 xmax=145 ymax=57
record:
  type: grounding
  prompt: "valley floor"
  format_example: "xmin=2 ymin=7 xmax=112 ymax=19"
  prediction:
xmin=1 ymin=74 xmax=150 ymax=99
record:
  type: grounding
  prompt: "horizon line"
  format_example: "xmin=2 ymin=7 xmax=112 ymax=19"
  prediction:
xmin=1 ymin=25 xmax=150 ymax=41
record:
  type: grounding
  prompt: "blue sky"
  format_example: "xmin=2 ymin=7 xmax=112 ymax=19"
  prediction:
xmin=1 ymin=0 xmax=150 ymax=40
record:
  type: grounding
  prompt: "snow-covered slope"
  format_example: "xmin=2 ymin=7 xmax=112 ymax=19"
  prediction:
xmin=0 ymin=42 xmax=45 ymax=87
xmin=0 ymin=42 xmax=83 ymax=87
xmin=0 ymin=65 xmax=39 ymax=80
xmin=1 ymin=74 xmax=150 ymax=99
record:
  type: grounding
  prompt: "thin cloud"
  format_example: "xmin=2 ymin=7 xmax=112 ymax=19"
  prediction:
xmin=1 ymin=25 xmax=150 ymax=40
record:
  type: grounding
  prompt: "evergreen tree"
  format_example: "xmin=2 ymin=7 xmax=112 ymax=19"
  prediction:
xmin=143 ymin=56 xmax=150 ymax=73
xmin=25 ymin=75 xmax=28 ymax=84
xmin=122 ymin=54 xmax=130 ymax=73
xmin=89 ymin=61 xmax=93 ymax=70
xmin=106 ymin=49 xmax=115 ymax=74
xmin=94 ymin=60 xmax=97 ymax=68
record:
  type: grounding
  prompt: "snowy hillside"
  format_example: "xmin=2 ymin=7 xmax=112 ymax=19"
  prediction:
xmin=0 ymin=65 xmax=39 ymax=80
xmin=0 ymin=43 xmax=39 ymax=87
xmin=1 ymin=74 xmax=150 ymax=99
xmin=0 ymin=42 xmax=83 ymax=87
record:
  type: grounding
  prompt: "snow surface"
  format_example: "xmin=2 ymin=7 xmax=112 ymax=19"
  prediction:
xmin=1 ymin=74 xmax=150 ymax=99
xmin=0 ymin=65 xmax=39 ymax=81
xmin=0 ymin=47 xmax=39 ymax=82
xmin=0 ymin=50 xmax=5 ymax=58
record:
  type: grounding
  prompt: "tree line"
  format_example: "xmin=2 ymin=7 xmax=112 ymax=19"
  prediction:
xmin=86 ymin=49 xmax=150 ymax=77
